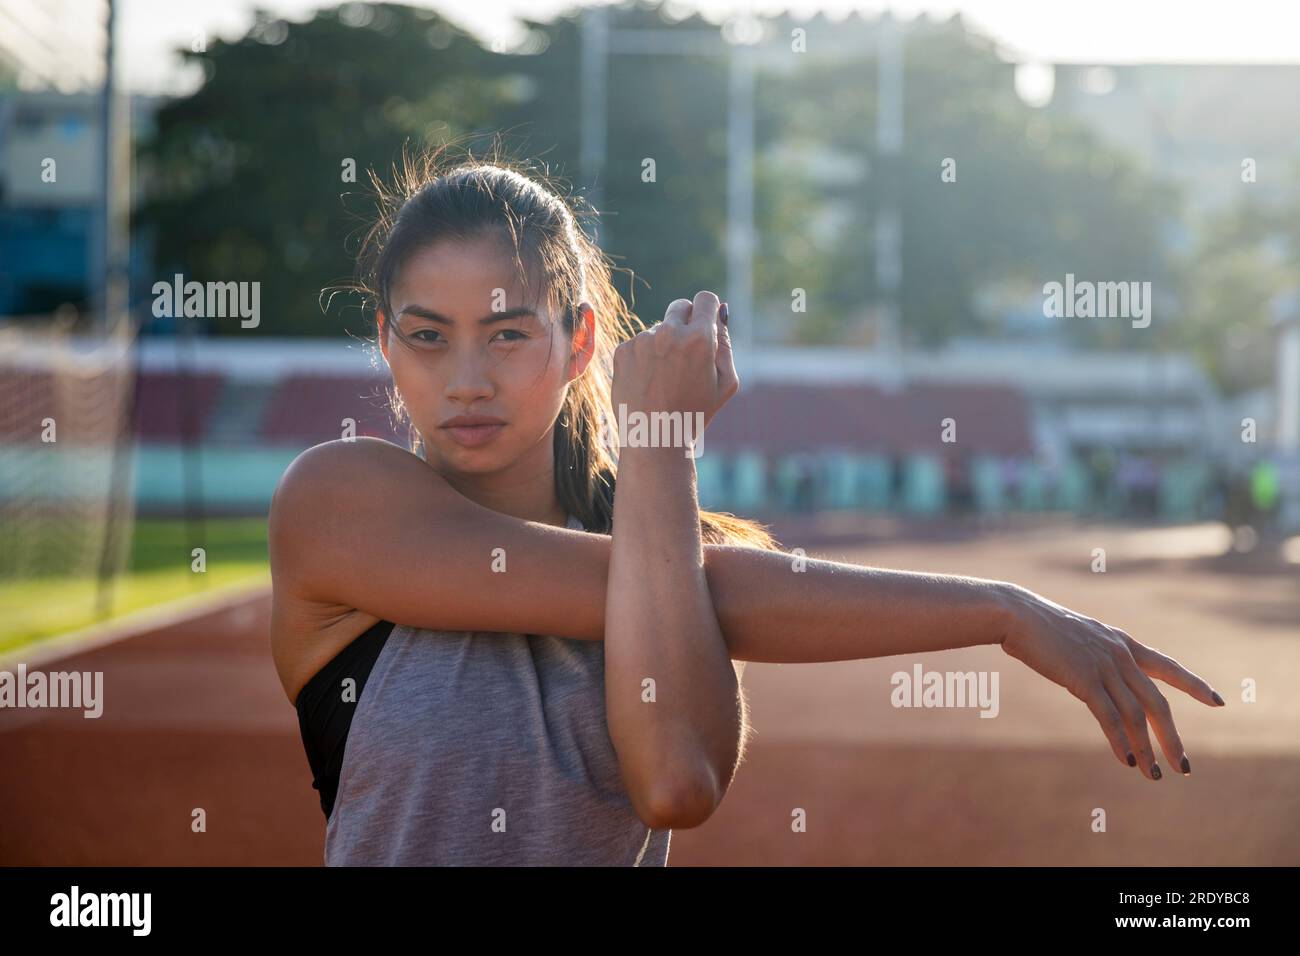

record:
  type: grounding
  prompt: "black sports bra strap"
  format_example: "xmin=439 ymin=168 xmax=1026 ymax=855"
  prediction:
xmin=294 ymin=619 xmax=397 ymax=820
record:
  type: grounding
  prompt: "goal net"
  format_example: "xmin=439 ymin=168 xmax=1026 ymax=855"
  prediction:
xmin=0 ymin=313 xmax=138 ymax=619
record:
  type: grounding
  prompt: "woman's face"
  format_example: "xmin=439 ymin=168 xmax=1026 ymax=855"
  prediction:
xmin=378 ymin=234 xmax=594 ymax=480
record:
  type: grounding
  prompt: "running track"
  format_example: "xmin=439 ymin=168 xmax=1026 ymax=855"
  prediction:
xmin=2 ymin=518 xmax=1297 ymax=865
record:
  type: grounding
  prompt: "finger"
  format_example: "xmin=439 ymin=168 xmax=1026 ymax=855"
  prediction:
xmin=1102 ymin=669 xmax=1161 ymax=780
xmin=678 ymin=293 xmax=719 ymax=370
xmin=1082 ymin=683 xmax=1138 ymax=769
xmin=715 ymin=302 xmax=738 ymax=392
xmin=691 ymin=290 xmax=722 ymax=330
xmin=1126 ymin=638 xmax=1224 ymax=709
xmin=1118 ymin=654 xmax=1190 ymax=776
xmin=663 ymin=298 xmax=692 ymax=329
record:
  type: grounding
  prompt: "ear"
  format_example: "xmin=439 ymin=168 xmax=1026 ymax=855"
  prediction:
xmin=568 ymin=302 xmax=597 ymax=380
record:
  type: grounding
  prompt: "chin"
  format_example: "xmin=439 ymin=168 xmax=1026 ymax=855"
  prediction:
xmin=429 ymin=441 xmax=508 ymax=473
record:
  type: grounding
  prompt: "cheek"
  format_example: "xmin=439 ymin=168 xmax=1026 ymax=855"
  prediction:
xmin=505 ymin=354 xmax=569 ymax=425
xmin=390 ymin=343 xmax=443 ymax=383
xmin=388 ymin=357 xmax=441 ymax=423
xmin=507 ymin=338 xmax=568 ymax=387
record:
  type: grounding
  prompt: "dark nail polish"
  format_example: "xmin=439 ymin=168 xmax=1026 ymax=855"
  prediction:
xmin=1180 ymin=756 xmax=1191 ymax=775
xmin=1151 ymin=763 xmax=1162 ymax=780
xmin=1211 ymin=691 xmax=1225 ymax=706
xmin=719 ymin=302 xmax=729 ymax=325
xmin=1127 ymin=753 xmax=1137 ymax=767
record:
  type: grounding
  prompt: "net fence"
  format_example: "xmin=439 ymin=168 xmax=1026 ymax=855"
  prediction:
xmin=0 ymin=313 xmax=138 ymax=616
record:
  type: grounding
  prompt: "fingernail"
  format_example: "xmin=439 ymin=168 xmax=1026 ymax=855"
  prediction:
xmin=1180 ymin=756 xmax=1191 ymax=775
xmin=1126 ymin=753 xmax=1137 ymax=767
xmin=1151 ymin=763 xmax=1162 ymax=780
xmin=719 ymin=302 xmax=729 ymax=325
xmin=1211 ymin=691 xmax=1225 ymax=706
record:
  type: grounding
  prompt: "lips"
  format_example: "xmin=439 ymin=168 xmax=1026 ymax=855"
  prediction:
xmin=439 ymin=421 xmax=504 ymax=447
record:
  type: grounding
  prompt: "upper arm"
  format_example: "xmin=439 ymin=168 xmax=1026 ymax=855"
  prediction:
xmin=268 ymin=437 xmax=611 ymax=641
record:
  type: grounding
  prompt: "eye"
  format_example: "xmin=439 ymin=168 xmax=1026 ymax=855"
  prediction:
xmin=411 ymin=329 xmax=443 ymax=343
xmin=493 ymin=329 xmax=528 ymax=343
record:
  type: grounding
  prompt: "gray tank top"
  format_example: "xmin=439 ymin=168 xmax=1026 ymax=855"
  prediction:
xmin=324 ymin=513 xmax=672 ymax=866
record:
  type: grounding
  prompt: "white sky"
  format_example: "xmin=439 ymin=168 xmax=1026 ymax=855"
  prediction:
xmin=112 ymin=0 xmax=1300 ymax=95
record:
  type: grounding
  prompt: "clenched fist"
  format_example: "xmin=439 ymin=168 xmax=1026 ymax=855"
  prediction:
xmin=611 ymin=291 xmax=739 ymax=457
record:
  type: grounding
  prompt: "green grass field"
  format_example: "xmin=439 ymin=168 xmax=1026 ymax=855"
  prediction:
xmin=0 ymin=517 xmax=271 ymax=656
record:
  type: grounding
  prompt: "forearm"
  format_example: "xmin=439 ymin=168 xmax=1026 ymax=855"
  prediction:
xmin=605 ymin=446 xmax=742 ymax=818
xmin=704 ymin=548 xmax=1013 ymax=663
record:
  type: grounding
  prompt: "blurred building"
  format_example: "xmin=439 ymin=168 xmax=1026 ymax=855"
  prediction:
xmin=1049 ymin=64 xmax=1300 ymax=217
xmin=0 ymin=88 xmax=160 ymax=316
xmin=0 ymin=90 xmax=96 ymax=314
xmin=0 ymin=337 xmax=1256 ymax=524
xmin=0 ymin=0 xmax=159 ymax=318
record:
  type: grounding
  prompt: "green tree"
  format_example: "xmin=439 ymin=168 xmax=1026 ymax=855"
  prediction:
xmin=138 ymin=4 xmax=519 ymax=337
xmin=137 ymin=0 xmax=1188 ymax=354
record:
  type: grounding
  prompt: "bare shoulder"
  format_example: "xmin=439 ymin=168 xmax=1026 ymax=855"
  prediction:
xmin=273 ymin=437 xmax=419 ymax=507
xmin=267 ymin=437 xmax=431 ymax=705
xmin=271 ymin=439 xmax=427 ymax=546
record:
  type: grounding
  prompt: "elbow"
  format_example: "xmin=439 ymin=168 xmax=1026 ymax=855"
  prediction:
xmin=632 ymin=768 xmax=722 ymax=831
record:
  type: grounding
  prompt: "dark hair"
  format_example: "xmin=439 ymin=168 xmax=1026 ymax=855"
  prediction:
xmin=353 ymin=138 xmax=780 ymax=550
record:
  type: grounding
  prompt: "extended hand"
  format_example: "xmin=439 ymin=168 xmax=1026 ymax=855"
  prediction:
xmin=999 ymin=583 xmax=1224 ymax=780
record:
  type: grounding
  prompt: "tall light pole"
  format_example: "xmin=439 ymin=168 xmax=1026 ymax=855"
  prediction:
xmin=94 ymin=0 xmax=129 ymax=333
xmin=579 ymin=6 xmax=905 ymax=388
xmin=726 ymin=38 xmax=756 ymax=379
xmin=875 ymin=10 xmax=904 ymax=393
xmin=579 ymin=3 xmax=609 ymax=236
xmin=1273 ymin=291 xmax=1300 ymax=532
xmin=581 ymin=8 xmax=761 ymax=380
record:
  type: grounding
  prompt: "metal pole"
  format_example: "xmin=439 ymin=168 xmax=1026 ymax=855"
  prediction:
xmin=593 ymin=18 xmax=897 ymax=379
xmin=1278 ymin=317 xmax=1299 ymax=456
xmin=1277 ymin=305 xmax=1300 ymax=533
xmin=94 ymin=0 xmax=116 ymax=331
xmin=727 ymin=41 xmax=756 ymax=381
xmin=95 ymin=314 xmax=139 ymax=618
xmin=93 ymin=0 xmax=127 ymax=617
xmin=875 ymin=11 xmax=904 ymax=392
xmin=580 ymin=4 xmax=609 ymax=242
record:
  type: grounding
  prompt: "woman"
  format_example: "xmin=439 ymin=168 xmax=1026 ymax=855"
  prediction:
xmin=268 ymin=146 xmax=1223 ymax=867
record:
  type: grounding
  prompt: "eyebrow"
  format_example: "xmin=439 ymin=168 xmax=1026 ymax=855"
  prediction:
xmin=396 ymin=305 xmax=539 ymax=326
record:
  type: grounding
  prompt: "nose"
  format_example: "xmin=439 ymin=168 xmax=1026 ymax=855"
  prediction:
xmin=442 ymin=344 xmax=495 ymax=405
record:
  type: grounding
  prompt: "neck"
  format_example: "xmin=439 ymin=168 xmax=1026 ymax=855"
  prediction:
xmin=424 ymin=430 xmax=569 ymax=528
